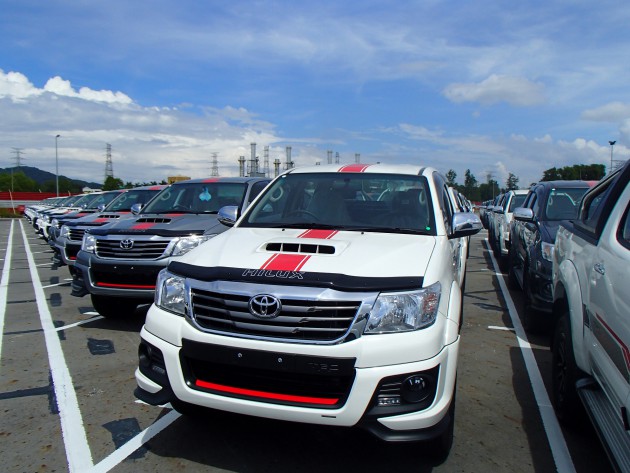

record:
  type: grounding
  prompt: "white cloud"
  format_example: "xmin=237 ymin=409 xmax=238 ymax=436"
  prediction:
xmin=443 ymin=74 xmax=546 ymax=106
xmin=0 ymin=71 xmax=289 ymax=183
xmin=0 ymin=70 xmax=41 ymax=101
xmin=0 ymin=70 xmax=132 ymax=105
xmin=43 ymin=76 xmax=133 ymax=104
xmin=581 ymin=102 xmax=630 ymax=122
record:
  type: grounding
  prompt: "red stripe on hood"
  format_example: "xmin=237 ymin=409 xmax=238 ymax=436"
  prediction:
xmin=298 ymin=229 xmax=338 ymax=239
xmin=131 ymin=222 xmax=157 ymax=230
xmin=261 ymin=253 xmax=311 ymax=271
xmin=339 ymin=164 xmax=371 ymax=172
xmin=259 ymin=229 xmax=338 ymax=271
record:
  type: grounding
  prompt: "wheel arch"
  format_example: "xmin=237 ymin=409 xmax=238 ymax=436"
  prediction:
xmin=553 ymin=259 xmax=589 ymax=372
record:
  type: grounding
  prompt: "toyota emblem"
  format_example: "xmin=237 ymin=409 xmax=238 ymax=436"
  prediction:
xmin=249 ymin=294 xmax=281 ymax=319
xmin=120 ymin=239 xmax=134 ymax=250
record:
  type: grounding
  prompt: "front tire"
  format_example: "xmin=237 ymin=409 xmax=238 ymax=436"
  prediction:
xmin=521 ymin=267 xmax=542 ymax=334
xmin=507 ymin=248 xmax=519 ymax=290
xmin=91 ymin=294 xmax=138 ymax=318
xmin=551 ymin=312 xmax=584 ymax=426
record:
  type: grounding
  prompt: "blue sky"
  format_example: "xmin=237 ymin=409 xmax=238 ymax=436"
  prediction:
xmin=1 ymin=0 xmax=629 ymax=189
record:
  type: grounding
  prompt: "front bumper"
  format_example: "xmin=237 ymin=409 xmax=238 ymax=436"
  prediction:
xmin=135 ymin=309 xmax=459 ymax=442
xmin=73 ymin=250 xmax=170 ymax=300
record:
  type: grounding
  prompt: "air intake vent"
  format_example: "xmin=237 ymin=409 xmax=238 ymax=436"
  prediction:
xmin=135 ymin=217 xmax=172 ymax=224
xmin=265 ymin=242 xmax=335 ymax=254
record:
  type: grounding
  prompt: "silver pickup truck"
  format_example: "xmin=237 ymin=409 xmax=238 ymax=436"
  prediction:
xmin=551 ymin=159 xmax=630 ymax=472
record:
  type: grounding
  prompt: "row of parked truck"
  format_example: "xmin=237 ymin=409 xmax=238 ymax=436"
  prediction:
xmin=24 ymin=164 xmax=484 ymax=460
xmin=479 ymin=160 xmax=630 ymax=472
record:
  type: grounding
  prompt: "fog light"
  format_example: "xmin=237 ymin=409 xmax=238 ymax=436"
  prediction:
xmin=401 ymin=375 xmax=432 ymax=403
xmin=377 ymin=396 xmax=401 ymax=407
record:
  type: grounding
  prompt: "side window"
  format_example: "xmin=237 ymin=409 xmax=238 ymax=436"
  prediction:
xmin=523 ymin=191 xmax=535 ymax=208
xmin=618 ymin=201 xmax=630 ymax=250
xmin=531 ymin=194 xmax=540 ymax=217
xmin=581 ymin=179 xmax=614 ymax=231
xmin=441 ymin=186 xmax=454 ymax=233
xmin=248 ymin=181 xmax=269 ymax=204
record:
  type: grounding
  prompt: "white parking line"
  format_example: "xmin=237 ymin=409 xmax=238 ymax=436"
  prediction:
xmin=487 ymin=325 xmax=515 ymax=332
xmin=19 ymin=220 xmax=94 ymax=472
xmin=485 ymin=239 xmax=576 ymax=473
xmin=55 ymin=316 xmax=104 ymax=331
xmin=0 ymin=220 xmax=14 ymax=370
xmin=42 ymin=281 xmax=72 ymax=289
xmin=90 ymin=410 xmax=180 ymax=473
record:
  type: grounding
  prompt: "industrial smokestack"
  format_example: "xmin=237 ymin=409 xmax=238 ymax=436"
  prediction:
xmin=285 ymin=146 xmax=293 ymax=170
xmin=250 ymin=143 xmax=257 ymax=176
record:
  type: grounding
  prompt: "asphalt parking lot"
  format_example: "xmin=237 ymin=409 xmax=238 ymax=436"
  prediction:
xmin=0 ymin=218 xmax=614 ymax=473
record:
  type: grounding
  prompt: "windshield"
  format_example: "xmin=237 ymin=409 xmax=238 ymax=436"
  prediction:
xmin=104 ymin=189 xmax=162 ymax=211
xmin=545 ymin=187 xmax=589 ymax=221
xmin=240 ymin=172 xmax=435 ymax=234
xmin=508 ymin=194 xmax=527 ymax=212
xmin=142 ymin=182 xmax=247 ymax=214
xmin=85 ymin=192 xmax=120 ymax=209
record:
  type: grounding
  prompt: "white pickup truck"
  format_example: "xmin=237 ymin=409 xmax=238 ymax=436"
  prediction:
xmin=134 ymin=163 xmax=482 ymax=459
xmin=551 ymin=159 xmax=630 ymax=472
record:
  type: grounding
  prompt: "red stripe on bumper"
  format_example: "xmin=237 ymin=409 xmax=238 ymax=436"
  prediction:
xmin=194 ymin=379 xmax=339 ymax=406
xmin=95 ymin=282 xmax=155 ymax=289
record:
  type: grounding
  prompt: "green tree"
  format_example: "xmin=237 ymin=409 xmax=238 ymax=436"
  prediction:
xmin=506 ymin=173 xmax=519 ymax=190
xmin=103 ymin=176 xmax=124 ymax=190
xmin=42 ymin=177 xmax=81 ymax=195
xmin=461 ymin=169 xmax=480 ymax=201
xmin=446 ymin=169 xmax=457 ymax=187
xmin=541 ymin=164 xmax=605 ymax=181
xmin=0 ymin=171 xmax=38 ymax=191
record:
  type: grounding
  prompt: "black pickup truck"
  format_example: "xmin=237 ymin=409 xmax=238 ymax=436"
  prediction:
xmin=72 ymin=177 xmax=270 ymax=318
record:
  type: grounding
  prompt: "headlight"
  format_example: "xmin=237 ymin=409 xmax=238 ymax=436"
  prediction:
xmin=60 ymin=225 xmax=70 ymax=238
xmin=155 ymin=270 xmax=186 ymax=316
xmin=82 ymin=234 xmax=97 ymax=253
xmin=541 ymin=242 xmax=555 ymax=262
xmin=365 ymin=282 xmax=441 ymax=334
xmin=51 ymin=218 xmax=60 ymax=228
xmin=42 ymin=215 xmax=50 ymax=223
xmin=170 ymin=234 xmax=216 ymax=256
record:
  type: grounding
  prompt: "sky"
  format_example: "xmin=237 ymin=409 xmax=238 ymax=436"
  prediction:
xmin=1 ymin=0 xmax=629 ymax=190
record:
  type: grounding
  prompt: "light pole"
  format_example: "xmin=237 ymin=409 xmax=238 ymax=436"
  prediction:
xmin=609 ymin=140 xmax=616 ymax=174
xmin=55 ymin=134 xmax=60 ymax=196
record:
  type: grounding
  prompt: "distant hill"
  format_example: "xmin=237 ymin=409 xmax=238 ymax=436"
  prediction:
xmin=0 ymin=166 xmax=102 ymax=189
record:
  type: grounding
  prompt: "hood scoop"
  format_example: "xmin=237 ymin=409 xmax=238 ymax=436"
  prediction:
xmin=97 ymin=214 xmax=120 ymax=219
xmin=265 ymin=242 xmax=335 ymax=255
xmin=136 ymin=217 xmax=172 ymax=224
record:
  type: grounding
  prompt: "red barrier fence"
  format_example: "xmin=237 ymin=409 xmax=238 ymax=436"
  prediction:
xmin=0 ymin=191 xmax=69 ymax=214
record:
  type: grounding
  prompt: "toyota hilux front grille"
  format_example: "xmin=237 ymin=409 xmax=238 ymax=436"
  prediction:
xmin=189 ymin=287 xmax=361 ymax=342
xmin=68 ymin=229 xmax=85 ymax=241
xmin=95 ymin=238 xmax=171 ymax=259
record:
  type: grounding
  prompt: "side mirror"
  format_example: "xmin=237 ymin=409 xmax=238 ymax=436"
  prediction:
xmin=512 ymin=207 xmax=534 ymax=222
xmin=217 ymin=205 xmax=239 ymax=227
xmin=130 ymin=203 xmax=143 ymax=215
xmin=449 ymin=212 xmax=483 ymax=239
xmin=97 ymin=204 xmax=107 ymax=212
